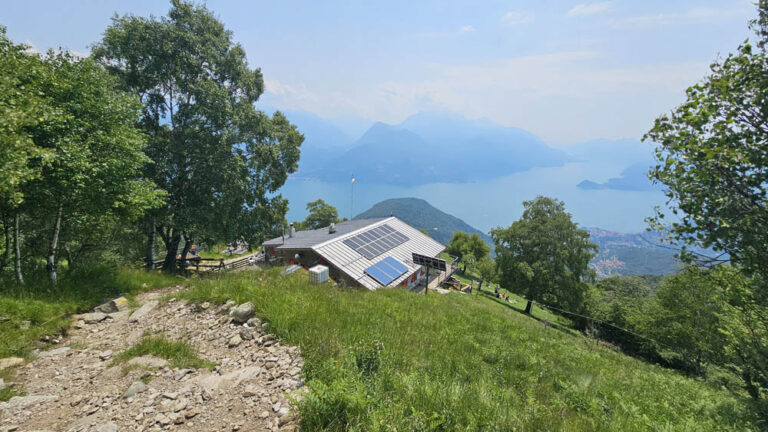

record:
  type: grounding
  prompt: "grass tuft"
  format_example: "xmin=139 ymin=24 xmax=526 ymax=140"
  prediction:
xmin=112 ymin=335 xmax=215 ymax=371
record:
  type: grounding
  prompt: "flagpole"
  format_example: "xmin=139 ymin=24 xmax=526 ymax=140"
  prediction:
xmin=350 ymin=175 xmax=355 ymax=219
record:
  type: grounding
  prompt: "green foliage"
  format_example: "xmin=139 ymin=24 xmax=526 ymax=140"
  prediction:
xmin=492 ymin=196 xmax=598 ymax=313
xmin=446 ymin=231 xmax=489 ymax=272
xmin=644 ymin=2 xmax=768 ymax=286
xmin=112 ymin=335 xmax=214 ymax=370
xmin=0 ymin=267 xmax=177 ymax=358
xmin=179 ymin=268 xmax=762 ymax=430
xmin=301 ymin=199 xmax=341 ymax=230
xmin=92 ymin=0 xmax=303 ymax=270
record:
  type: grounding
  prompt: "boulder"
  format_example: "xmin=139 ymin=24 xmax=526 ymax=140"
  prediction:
xmin=94 ymin=297 xmax=128 ymax=314
xmin=0 ymin=395 xmax=57 ymax=411
xmin=79 ymin=312 xmax=108 ymax=324
xmin=230 ymin=302 xmax=255 ymax=323
xmin=0 ymin=357 xmax=24 ymax=370
xmin=228 ymin=334 xmax=243 ymax=348
xmin=129 ymin=300 xmax=158 ymax=323
xmin=122 ymin=381 xmax=148 ymax=399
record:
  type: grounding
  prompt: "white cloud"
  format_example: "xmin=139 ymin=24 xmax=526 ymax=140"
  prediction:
xmin=501 ymin=11 xmax=533 ymax=25
xmin=612 ymin=5 xmax=750 ymax=28
xmin=568 ymin=2 xmax=613 ymax=17
xmin=458 ymin=25 xmax=475 ymax=33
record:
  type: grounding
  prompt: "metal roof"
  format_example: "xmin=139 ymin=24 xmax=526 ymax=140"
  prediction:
xmin=313 ymin=217 xmax=445 ymax=290
xmin=262 ymin=217 xmax=445 ymax=290
xmin=263 ymin=218 xmax=388 ymax=250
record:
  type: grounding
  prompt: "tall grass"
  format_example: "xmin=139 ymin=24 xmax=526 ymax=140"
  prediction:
xmin=0 ymin=266 xmax=179 ymax=358
xmin=181 ymin=268 xmax=764 ymax=431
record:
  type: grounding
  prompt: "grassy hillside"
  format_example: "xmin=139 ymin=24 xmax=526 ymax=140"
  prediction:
xmin=355 ymin=197 xmax=493 ymax=248
xmin=181 ymin=268 xmax=761 ymax=431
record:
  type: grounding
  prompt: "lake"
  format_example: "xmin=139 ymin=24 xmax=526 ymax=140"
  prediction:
xmin=278 ymin=161 xmax=668 ymax=234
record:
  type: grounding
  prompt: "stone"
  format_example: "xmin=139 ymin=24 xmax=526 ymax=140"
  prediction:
xmin=228 ymin=334 xmax=243 ymax=348
xmin=19 ymin=320 xmax=30 ymax=330
xmin=230 ymin=302 xmax=255 ymax=323
xmin=175 ymin=368 xmax=194 ymax=381
xmin=80 ymin=312 xmax=108 ymax=324
xmin=201 ymin=302 xmax=210 ymax=310
xmin=239 ymin=327 xmax=254 ymax=341
xmin=129 ymin=300 xmax=158 ymax=323
xmin=98 ymin=350 xmax=113 ymax=361
xmin=184 ymin=408 xmax=200 ymax=419
xmin=0 ymin=395 xmax=57 ymax=411
xmin=37 ymin=347 xmax=70 ymax=358
xmin=127 ymin=355 xmax=168 ymax=369
xmin=94 ymin=297 xmax=128 ymax=314
xmin=221 ymin=300 xmax=236 ymax=314
xmin=0 ymin=378 xmax=4 ymax=391
xmin=246 ymin=317 xmax=261 ymax=328
xmin=259 ymin=410 xmax=270 ymax=419
xmin=123 ymin=381 xmax=148 ymax=399
xmin=0 ymin=357 xmax=24 ymax=370
xmin=169 ymin=412 xmax=184 ymax=424
xmin=155 ymin=413 xmax=171 ymax=426
xmin=242 ymin=385 xmax=258 ymax=397
xmin=172 ymin=399 xmax=188 ymax=412
xmin=95 ymin=422 xmax=118 ymax=432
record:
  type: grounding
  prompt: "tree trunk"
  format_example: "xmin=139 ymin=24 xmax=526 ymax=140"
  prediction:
xmin=47 ymin=205 xmax=63 ymax=283
xmin=13 ymin=212 xmax=23 ymax=284
xmin=145 ymin=217 xmax=156 ymax=269
xmin=524 ymin=300 xmax=533 ymax=315
xmin=179 ymin=234 xmax=193 ymax=273
xmin=162 ymin=231 xmax=181 ymax=274
xmin=2 ymin=213 xmax=10 ymax=270
xmin=478 ymin=279 xmax=484 ymax=292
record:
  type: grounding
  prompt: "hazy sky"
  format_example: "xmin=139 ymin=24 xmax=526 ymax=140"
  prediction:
xmin=0 ymin=0 xmax=756 ymax=143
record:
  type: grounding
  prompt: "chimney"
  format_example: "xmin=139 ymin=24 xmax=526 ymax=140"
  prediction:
xmin=329 ymin=222 xmax=336 ymax=234
xmin=289 ymin=223 xmax=295 ymax=238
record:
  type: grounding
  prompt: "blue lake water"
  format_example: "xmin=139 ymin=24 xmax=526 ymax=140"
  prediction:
xmin=278 ymin=162 xmax=667 ymax=234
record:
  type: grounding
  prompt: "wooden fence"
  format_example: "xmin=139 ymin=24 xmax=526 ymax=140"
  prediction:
xmin=151 ymin=252 xmax=263 ymax=274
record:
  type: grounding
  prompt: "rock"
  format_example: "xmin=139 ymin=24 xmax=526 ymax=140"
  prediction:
xmin=162 ymin=392 xmax=178 ymax=400
xmin=201 ymin=302 xmax=210 ymax=310
xmin=230 ymin=302 xmax=255 ymax=323
xmin=98 ymin=350 xmax=113 ymax=361
xmin=123 ymin=381 xmax=148 ymax=399
xmin=246 ymin=317 xmax=261 ymax=328
xmin=19 ymin=320 xmax=30 ymax=330
xmin=259 ymin=410 xmax=270 ymax=419
xmin=0 ymin=395 xmax=57 ymax=411
xmin=175 ymin=368 xmax=194 ymax=381
xmin=37 ymin=347 xmax=70 ymax=358
xmin=127 ymin=355 xmax=168 ymax=369
xmin=94 ymin=297 xmax=128 ymax=314
xmin=129 ymin=300 xmax=158 ymax=323
xmin=172 ymin=399 xmax=188 ymax=412
xmin=96 ymin=422 xmax=118 ymax=432
xmin=220 ymin=300 xmax=236 ymax=314
xmin=242 ymin=385 xmax=259 ymax=397
xmin=0 ymin=357 xmax=24 ymax=370
xmin=80 ymin=312 xmax=108 ymax=324
xmin=184 ymin=408 xmax=200 ymax=419
xmin=0 ymin=378 xmax=4 ymax=391
xmin=228 ymin=334 xmax=243 ymax=348
xmin=239 ymin=327 xmax=254 ymax=341
xmin=155 ymin=413 xmax=171 ymax=426
xmin=169 ymin=412 xmax=184 ymax=424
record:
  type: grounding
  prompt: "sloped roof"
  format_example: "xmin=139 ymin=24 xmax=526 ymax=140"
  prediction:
xmin=313 ymin=217 xmax=445 ymax=290
xmin=263 ymin=218 xmax=388 ymax=250
xmin=263 ymin=217 xmax=445 ymax=290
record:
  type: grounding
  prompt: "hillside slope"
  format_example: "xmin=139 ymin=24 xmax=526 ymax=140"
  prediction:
xmin=354 ymin=197 xmax=493 ymax=248
xmin=180 ymin=268 xmax=762 ymax=431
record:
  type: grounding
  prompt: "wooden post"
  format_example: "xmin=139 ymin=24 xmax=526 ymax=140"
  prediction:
xmin=424 ymin=266 xmax=429 ymax=296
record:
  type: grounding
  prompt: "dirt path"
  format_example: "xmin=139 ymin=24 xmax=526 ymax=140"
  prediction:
xmin=0 ymin=287 xmax=304 ymax=432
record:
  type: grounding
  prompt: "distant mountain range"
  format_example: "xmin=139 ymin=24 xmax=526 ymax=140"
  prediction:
xmin=292 ymin=111 xmax=571 ymax=185
xmin=354 ymin=197 xmax=697 ymax=276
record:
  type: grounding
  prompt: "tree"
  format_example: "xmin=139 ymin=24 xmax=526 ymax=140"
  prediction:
xmin=643 ymin=267 xmax=727 ymax=375
xmin=0 ymin=26 xmax=53 ymax=282
xmin=644 ymin=1 xmax=768 ymax=285
xmin=25 ymin=53 xmax=162 ymax=282
xmin=446 ymin=231 xmax=489 ymax=272
xmin=491 ymin=197 xmax=597 ymax=314
xmin=475 ymin=258 xmax=496 ymax=292
xmin=302 ymin=199 xmax=340 ymax=230
xmin=92 ymin=0 xmax=302 ymax=273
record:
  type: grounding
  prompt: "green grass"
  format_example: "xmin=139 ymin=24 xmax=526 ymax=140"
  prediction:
xmin=180 ymin=268 xmax=764 ymax=431
xmin=111 ymin=335 xmax=215 ymax=371
xmin=0 ymin=368 xmax=24 ymax=402
xmin=0 ymin=266 xmax=179 ymax=359
xmin=196 ymin=243 xmax=235 ymax=260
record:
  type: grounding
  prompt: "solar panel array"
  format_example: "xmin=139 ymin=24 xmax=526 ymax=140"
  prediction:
xmin=343 ymin=224 xmax=409 ymax=259
xmin=364 ymin=256 xmax=409 ymax=285
xmin=412 ymin=253 xmax=447 ymax=271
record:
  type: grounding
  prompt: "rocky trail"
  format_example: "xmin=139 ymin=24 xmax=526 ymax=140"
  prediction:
xmin=0 ymin=287 xmax=305 ymax=432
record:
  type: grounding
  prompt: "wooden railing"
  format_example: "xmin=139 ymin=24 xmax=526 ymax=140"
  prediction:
xmin=150 ymin=252 xmax=263 ymax=273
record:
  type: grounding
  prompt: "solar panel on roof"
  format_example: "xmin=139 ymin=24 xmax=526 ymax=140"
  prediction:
xmin=342 ymin=224 xmax=409 ymax=259
xmin=364 ymin=257 xmax=409 ymax=285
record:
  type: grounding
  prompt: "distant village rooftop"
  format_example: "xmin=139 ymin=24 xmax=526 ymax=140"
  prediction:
xmin=263 ymin=217 xmax=445 ymax=290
